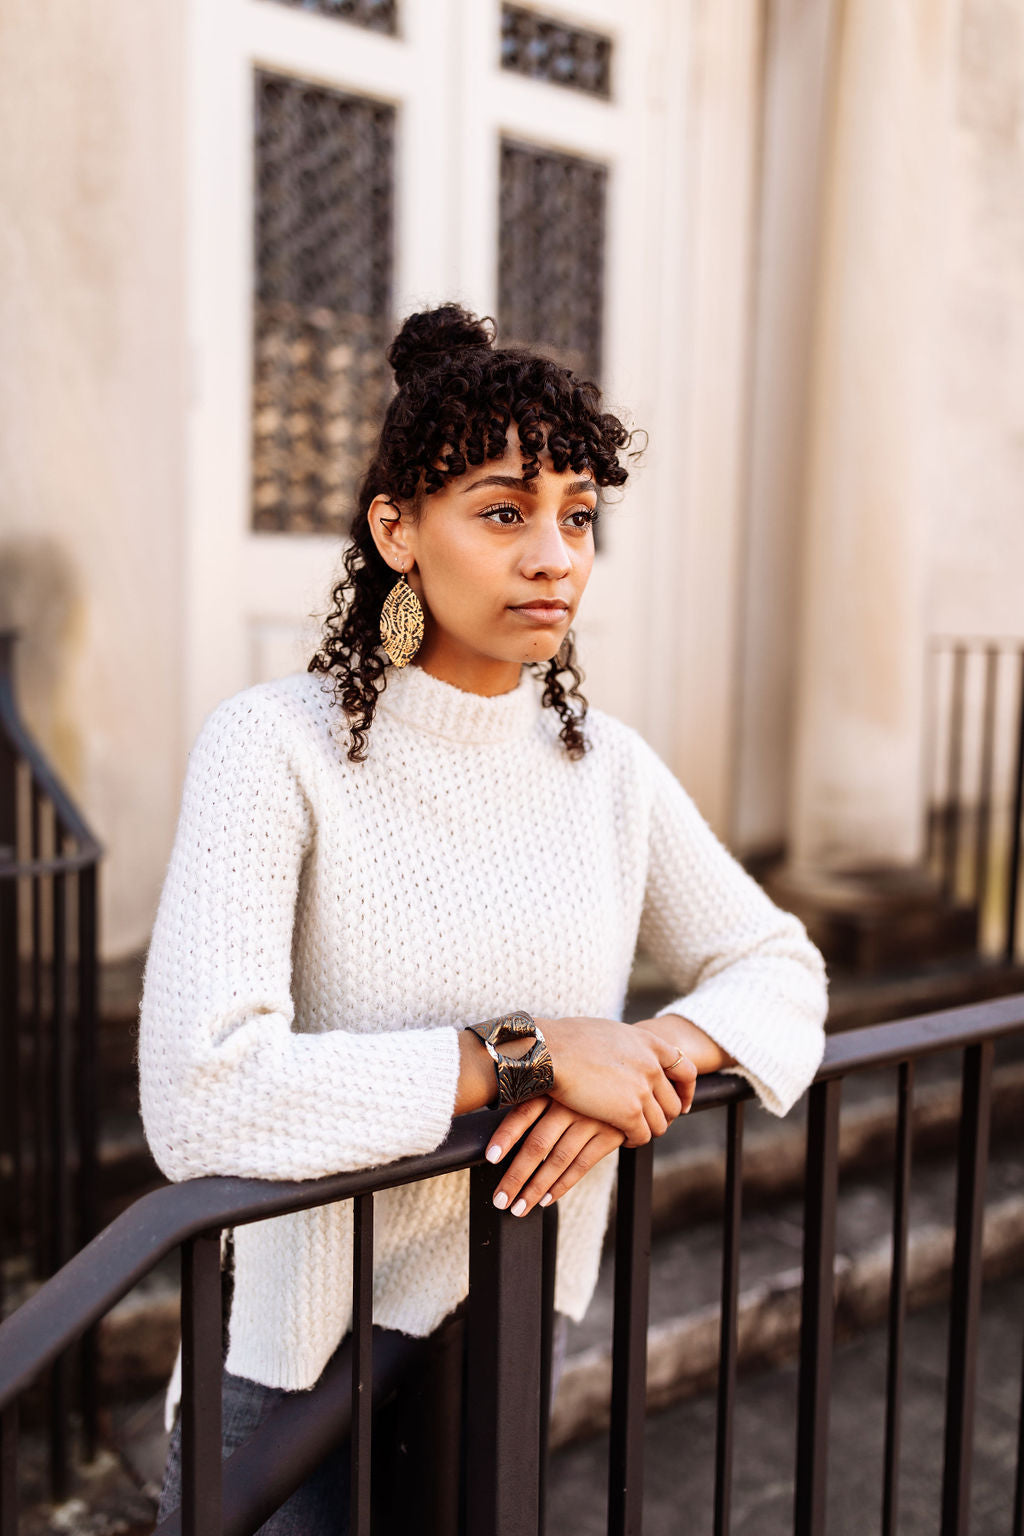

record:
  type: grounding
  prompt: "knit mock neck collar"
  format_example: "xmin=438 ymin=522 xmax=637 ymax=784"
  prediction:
xmin=377 ymin=663 xmax=542 ymax=745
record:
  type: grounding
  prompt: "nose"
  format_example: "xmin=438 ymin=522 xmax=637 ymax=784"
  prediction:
xmin=520 ymin=512 xmax=572 ymax=581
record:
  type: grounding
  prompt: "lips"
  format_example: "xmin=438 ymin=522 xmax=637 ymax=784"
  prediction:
xmin=510 ymin=601 xmax=569 ymax=613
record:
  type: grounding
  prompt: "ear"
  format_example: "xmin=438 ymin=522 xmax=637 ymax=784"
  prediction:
xmin=368 ymin=494 xmax=416 ymax=575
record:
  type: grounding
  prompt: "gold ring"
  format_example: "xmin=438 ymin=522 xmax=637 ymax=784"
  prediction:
xmin=669 ymin=1049 xmax=685 ymax=1069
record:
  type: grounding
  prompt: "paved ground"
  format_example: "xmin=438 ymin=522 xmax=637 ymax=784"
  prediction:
xmin=548 ymin=1272 xmax=1024 ymax=1535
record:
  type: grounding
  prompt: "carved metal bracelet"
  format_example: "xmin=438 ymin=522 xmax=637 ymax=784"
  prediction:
xmin=468 ymin=1011 xmax=555 ymax=1107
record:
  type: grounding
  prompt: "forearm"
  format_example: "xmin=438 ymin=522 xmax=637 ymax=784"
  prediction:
xmin=454 ymin=1028 xmax=499 ymax=1114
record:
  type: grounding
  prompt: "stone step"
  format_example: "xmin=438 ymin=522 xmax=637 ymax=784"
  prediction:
xmin=553 ymin=1190 xmax=1024 ymax=1449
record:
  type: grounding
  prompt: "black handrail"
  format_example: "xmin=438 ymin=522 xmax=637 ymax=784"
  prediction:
xmin=1 ymin=992 xmax=1023 ymax=1536
xmin=3 ymin=993 xmax=1024 ymax=1412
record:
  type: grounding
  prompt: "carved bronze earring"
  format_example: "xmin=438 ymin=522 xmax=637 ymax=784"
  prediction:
xmin=379 ymin=570 xmax=425 ymax=668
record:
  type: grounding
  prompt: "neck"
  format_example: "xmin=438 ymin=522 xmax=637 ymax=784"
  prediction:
xmin=414 ymin=635 xmax=523 ymax=697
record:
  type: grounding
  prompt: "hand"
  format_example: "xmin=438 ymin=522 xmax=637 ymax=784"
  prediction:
xmin=484 ymin=1098 xmax=625 ymax=1216
xmin=538 ymin=1015 xmax=697 ymax=1146
xmin=633 ymin=1013 xmax=735 ymax=1076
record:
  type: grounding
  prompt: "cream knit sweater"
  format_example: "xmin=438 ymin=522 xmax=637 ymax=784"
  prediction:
xmin=139 ymin=662 xmax=827 ymax=1399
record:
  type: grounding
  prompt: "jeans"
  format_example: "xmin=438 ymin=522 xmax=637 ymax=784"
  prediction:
xmin=157 ymin=1310 xmax=569 ymax=1535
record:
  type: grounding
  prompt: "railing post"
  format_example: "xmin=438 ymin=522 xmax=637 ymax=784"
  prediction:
xmin=881 ymin=1060 xmax=914 ymax=1536
xmin=350 ymin=1192 xmax=373 ymax=1536
xmin=714 ymin=1099 xmax=744 ymax=1536
xmin=466 ymin=1161 xmax=545 ymax=1536
xmin=795 ymin=1076 xmax=842 ymax=1536
xmin=0 ymin=1404 xmax=17 ymax=1536
xmin=608 ymin=1140 xmax=654 ymax=1536
xmin=181 ymin=1231 xmax=223 ymax=1536
xmin=941 ymin=1039 xmax=994 ymax=1535
xmin=538 ymin=1202 xmax=559 ymax=1536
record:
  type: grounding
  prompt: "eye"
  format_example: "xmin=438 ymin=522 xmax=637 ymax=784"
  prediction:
xmin=565 ymin=506 xmax=599 ymax=532
xmin=481 ymin=501 xmax=525 ymax=526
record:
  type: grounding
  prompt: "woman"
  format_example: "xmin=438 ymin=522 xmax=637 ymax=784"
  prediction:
xmin=141 ymin=303 xmax=828 ymax=1531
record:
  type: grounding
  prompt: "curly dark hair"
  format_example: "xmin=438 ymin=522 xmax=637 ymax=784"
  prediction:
xmin=308 ymin=303 xmax=642 ymax=762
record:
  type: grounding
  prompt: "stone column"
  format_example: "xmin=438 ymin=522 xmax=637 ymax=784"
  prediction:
xmin=788 ymin=0 xmax=960 ymax=872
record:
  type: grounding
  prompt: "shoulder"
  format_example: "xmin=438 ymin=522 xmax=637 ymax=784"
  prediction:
xmin=182 ymin=673 xmax=347 ymax=805
xmin=579 ymin=704 xmax=669 ymax=784
xmin=191 ymin=672 xmax=338 ymax=757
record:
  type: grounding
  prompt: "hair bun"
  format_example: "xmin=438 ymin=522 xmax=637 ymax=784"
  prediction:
xmin=387 ymin=303 xmax=494 ymax=387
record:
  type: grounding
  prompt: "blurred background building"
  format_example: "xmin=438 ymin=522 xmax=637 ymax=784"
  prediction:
xmin=1 ymin=0 xmax=1022 ymax=971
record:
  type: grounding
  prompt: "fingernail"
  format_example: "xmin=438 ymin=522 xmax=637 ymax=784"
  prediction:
xmin=539 ymin=1193 xmax=553 ymax=1208
xmin=511 ymin=1198 xmax=527 ymax=1217
xmin=493 ymin=1191 xmax=508 ymax=1209
xmin=485 ymin=1144 xmax=503 ymax=1164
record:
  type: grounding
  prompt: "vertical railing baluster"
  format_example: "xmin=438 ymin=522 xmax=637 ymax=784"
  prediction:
xmin=714 ymin=1099 xmax=744 ymax=1536
xmin=0 ymin=1404 xmax=17 ymax=1536
xmin=881 ymin=1059 xmax=914 ymax=1536
xmin=181 ymin=1231 xmax=224 ymax=1536
xmin=925 ymin=643 xmax=941 ymax=869
xmin=1006 ymin=649 xmax=1024 ymax=963
xmin=48 ymin=865 xmax=69 ymax=1501
xmin=973 ymin=647 xmax=998 ymax=918
xmin=795 ymin=1076 xmax=842 ymax=1536
xmin=607 ymin=1140 xmax=654 ymax=1536
xmin=30 ymin=786 xmax=46 ymax=1283
xmin=350 ymin=1191 xmax=373 ymax=1536
xmin=466 ymin=1160 xmax=545 ymax=1536
xmin=943 ymin=645 xmax=967 ymax=901
xmin=76 ymin=860 xmax=99 ymax=1461
xmin=0 ymin=734 xmax=17 ymax=1319
xmin=941 ymin=1039 xmax=994 ymax=1536
xmin=1013 ymin=1321 xmax=1024 ymax=1536
xmin=538 ymin=1201 xmax=559 ymax=1536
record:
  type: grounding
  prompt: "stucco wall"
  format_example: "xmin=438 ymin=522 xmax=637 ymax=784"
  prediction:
xmin=926 ymin=0 xmax=1024 ymax=640
xmin=0 ymin=0 xmax=186 ymax=958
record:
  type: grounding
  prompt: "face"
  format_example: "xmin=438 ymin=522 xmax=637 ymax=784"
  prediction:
xmin=369 ymin=430 xmax=598 ymax=695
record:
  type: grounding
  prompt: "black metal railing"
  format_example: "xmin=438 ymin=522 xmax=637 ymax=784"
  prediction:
xmin=0 ymin=629 xmax=102 ymax=1499
xmin=1 ymin=994 xmax=1023 ymax=1535
xmin=926 ymin=638 xmax=1024 ymax=962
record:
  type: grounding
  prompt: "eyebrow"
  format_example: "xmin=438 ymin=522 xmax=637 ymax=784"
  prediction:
xmin=461 ymin=473 xmax=597 ymax=497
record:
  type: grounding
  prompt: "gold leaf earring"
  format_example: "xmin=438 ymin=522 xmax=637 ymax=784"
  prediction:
xmin=379 ymin=569 xmax=425 ymax=668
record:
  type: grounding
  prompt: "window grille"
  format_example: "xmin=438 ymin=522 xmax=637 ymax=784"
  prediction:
xmin=263 ymin=0 xmax=398 ymax=34
xmin=498 ymin=138 xmax=607 ymax=384
xmin=252 ymin=70 xmax=395 ymax=534
xmin=500 ymin=5 xmax=612 ymax=99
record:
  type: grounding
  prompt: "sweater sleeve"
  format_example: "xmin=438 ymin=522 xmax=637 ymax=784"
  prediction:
xmin=138 ymin=689 xmax=462 ymax=1182
xmin=634 ymin=741 xmax=828 ymax=1116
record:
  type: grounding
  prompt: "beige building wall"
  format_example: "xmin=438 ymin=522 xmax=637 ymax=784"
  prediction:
xmin=926 ymin=0 xmax=1024 ymax=641
xmin=0 ymin=0 xmax=187 ymax=957
xmin=735 ymin=0 xmax=1024 ymax=870
xmin=2 ymin=0 xmax=1022 ymax=958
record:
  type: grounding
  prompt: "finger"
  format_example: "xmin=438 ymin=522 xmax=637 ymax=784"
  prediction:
xmin=491 ymin=1104 xmax=577 ymax=1210
xmin=485 ymin=1096 xmax=551 ymax=1165
xmin=666 ymin=1054 xmax=698 ymax=1113
xmin=622 ymin=1112 xmax=652 ymax=1149
xmin=641 ymin=1030 xmax=689 ymax=1072
xmin=643 ymin=1091 xmax=669 ymax=1140
xmin=540 ymin=1128 xmax=625 ymax=1206
xmin=502 ymin=1121 xmax=598 ymax=1216
xmin=652 ymin=1073 xmax=684 ymax=1126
